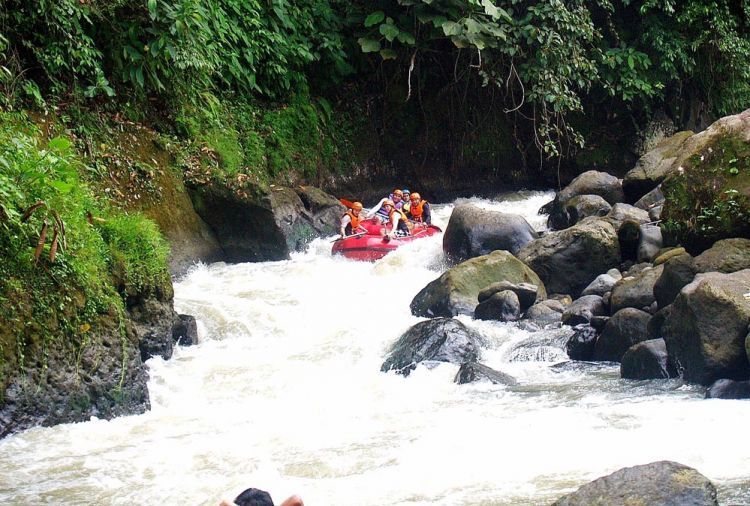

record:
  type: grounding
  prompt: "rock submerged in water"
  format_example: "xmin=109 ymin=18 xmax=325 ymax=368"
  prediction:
xmin=381 ymin=318 xmax=482 ymax=376
xmin=454 ymin=362 xmax=517 ymax=386
xmin=552 ymin=460 xmax=718 ymax=506
xmin=705 ymin=378 xmax=750 ymax=399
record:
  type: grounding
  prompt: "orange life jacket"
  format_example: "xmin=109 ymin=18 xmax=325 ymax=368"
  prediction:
xmin=344 ymin=210 xmax=361 ymax=230
xmin=409 ymin=200 xmax=427 ymax=221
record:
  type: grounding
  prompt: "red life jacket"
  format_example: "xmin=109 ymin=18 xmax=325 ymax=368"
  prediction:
xmin=409 ymin=200 xmax=427 ymax=222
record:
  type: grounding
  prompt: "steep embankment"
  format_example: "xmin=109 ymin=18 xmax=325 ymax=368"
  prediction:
xmin=0 ymin=113 xmax=182 ymax=437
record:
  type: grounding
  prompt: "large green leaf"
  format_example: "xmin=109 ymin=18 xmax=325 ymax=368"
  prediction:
xmin=358 ymin=37 xmax=381 ymax=53
xmin=380 ymin=23 xmax=400 ymax=42
xmin=365 ymin=11 xmax=385 ymax=28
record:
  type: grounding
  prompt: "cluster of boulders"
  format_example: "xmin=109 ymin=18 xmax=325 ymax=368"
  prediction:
xmin=382 ymin=111 xmax=750 ymax=400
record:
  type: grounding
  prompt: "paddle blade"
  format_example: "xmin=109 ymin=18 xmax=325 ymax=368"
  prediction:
xmin=339 ymin=198 xmax=355 ymax=208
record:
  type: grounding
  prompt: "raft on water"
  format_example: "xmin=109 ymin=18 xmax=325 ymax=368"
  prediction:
xmin=332 ymin=218 xmax=442 ymax=261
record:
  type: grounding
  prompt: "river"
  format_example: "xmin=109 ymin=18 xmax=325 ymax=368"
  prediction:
xmin=1 ymin=191 xmax=749 ymax=505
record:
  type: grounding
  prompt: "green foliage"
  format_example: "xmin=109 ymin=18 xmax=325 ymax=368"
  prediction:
xmin=1 ymin=0 xmax=351 ymax=108
xmin=97 ymin=214 xmax=170 ymax=298
xmin=352 ymin=0 xmax=750 ymax=158
xmin=0 ymin=112 xmax=170 ymax=387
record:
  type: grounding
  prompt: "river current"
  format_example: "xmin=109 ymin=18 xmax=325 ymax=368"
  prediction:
xmin=1 ymin=191 xmax=749 ymax=505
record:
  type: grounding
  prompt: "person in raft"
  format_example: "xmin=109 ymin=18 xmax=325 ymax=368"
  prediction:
xmin=381 ymin=199 xmax=410 ymax=239
xmin=401 ymin=188 xmax=411 ymax=213
xmin=219 ymin=487 xmax=303 ymax=506
xmin=406 ymin=192 xmax=431 ymax=225
xmin=339 ymin=201 xmax=367 ymax=238
xmin=368 ymin=188 xmax=406 ymax=222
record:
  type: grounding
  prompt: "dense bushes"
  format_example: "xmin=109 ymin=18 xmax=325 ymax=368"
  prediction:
xmin=0 ymin=113 xmax=170 ymax=389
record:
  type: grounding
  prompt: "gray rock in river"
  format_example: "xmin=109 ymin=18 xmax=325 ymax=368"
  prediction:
xmin=593 ymin=308 xmax=651 ymax=363
xmin=381 ymin=318 xmax=482 ymax=376
xmin=621 ymin=338 xmax=677 ymax=380
xmin=454 ymin=362 xmax=517 ymax=386
xmin=552 ymin=460 xmax=718 ymax=506
xmin=517 ymin=217 xmax=620 ymax=298
xmin=663 ymin=270 xmax=750 ymax=386
xmin=705 ymin=378 xmax=750 ymax=399
xmin=442 ymin=204 xmax=538 ymax=262
xmin=474 ymin=290 xmax=521 ymax=322
xmin=411 ymin=250 xmax=546 ymax=318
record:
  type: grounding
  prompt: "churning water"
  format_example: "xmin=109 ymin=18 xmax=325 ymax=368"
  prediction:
xmin=1 ymin=191 xmax=749 ymax=505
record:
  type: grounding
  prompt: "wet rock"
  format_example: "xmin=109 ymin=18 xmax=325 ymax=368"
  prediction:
xmin=663 ymin=270 xmax=750 ymax=385
xmin=172 ymin=314 xmax=198 ymax=346
xmin=524 ymin=299 xmax=565 ymax=325
xmin=594 ymin=308 xmax=651 ymax=362
xmin=621 ymin=339 xmax=677 ymax=379
xmin=561 ymin=295 xmax=606 ymax=326
xmin=190 ymin=184 xmax=340 ymax=262
xmin=454 ymin=362 xmax=517 ymax=386
xmin=474 ymin=290 xmax=521 ymax=322
xmin=442 ymin=204 xmax=538 ymax=262
xmin=517 ymin=217 xmax=620 ymax=297
xmin=552 ymin=460 xmax=718 ymax=506
xmin=411 ymin=250 xmax=546 ymax=318
xmin=693 ymin=238 xmax=750 ymax=273
xmin=590 ymin=316 xmax=609 ymax=332
xmin=705 ymin=379 xmax=750 ymax=399
xmin=566 ymin=324 xmax=598 ymax=361
xmin=478 ymin=281 xmax=539 ymax=311
xmin=381 ymin=318 xmax=482 ymax=376
xmin=129 ymin=295 xmax=177 ymax=362
xmin=647 ymin=306 xmax=672 ymax=340
xmin=609 ymin=264 xmax=663 ymax=314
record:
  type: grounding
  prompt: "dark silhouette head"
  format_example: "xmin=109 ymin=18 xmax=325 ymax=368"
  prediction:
xmin=233 ymin=488 xmax=274 ymax=506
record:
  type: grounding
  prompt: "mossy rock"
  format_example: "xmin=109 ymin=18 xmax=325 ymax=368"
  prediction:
xmin=410 ymin=250 xmax=546 ymax=318
xmin=660 ymin=110 xmax=750 ymax=253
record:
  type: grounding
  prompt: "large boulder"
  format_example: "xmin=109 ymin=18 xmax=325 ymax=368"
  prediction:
xmin=517 ymin=217 xmax=620 ymax=297
xmin=547 ymin=171 xmax=624 ymax=230
xmin=190 ymin=183 xmax=342 ymax=262
xmin=634 ymin=184 xmax=665 ymax=212
xmin=607 ymin=203 xmax=650 ymax=228
xmin=660 ymin=110 xmax=750 ymax=252
xmin=593 ymin=308 xmax=651 ymax=362
xmin=381 ymin=318 xmax=482 ymax=376
xmin=551 ymin=461 xmax=718 ymax=506
xmin=610 ymin=264 xmax=664 ymax=313
xmin=663 ymin=270 xmax=750 ymax=385
xmin=442 ymin=204 xmax=537 ymax=262
xmin=564 ymin=194 xmax=612 ymax=227
xmin=558 ymin=170 xmax=625 ymax=206
xmin=654 ymin=239 xmax=750 ymax=309
xmin=411 ymin=250 xmax=546 ymax=318
xmin=621 ymin=339 xmax=677 ymax=380
xmin=454 ymin=362 xmax=517 ymax=386
xmin=622 ymin=130 xmax=694 ymax=202
xmin=637 ymin=224 xmax=663 ymax=263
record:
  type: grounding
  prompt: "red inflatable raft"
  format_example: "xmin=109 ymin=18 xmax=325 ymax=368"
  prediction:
xmin=332 ymin=219 xmax=442 ymax=261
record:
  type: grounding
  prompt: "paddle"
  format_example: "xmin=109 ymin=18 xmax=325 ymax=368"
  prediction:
xmin=331 ymin=231 xmax=367 ymax=242
xmin=339 ymin=198 xmax=355 ymax=208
